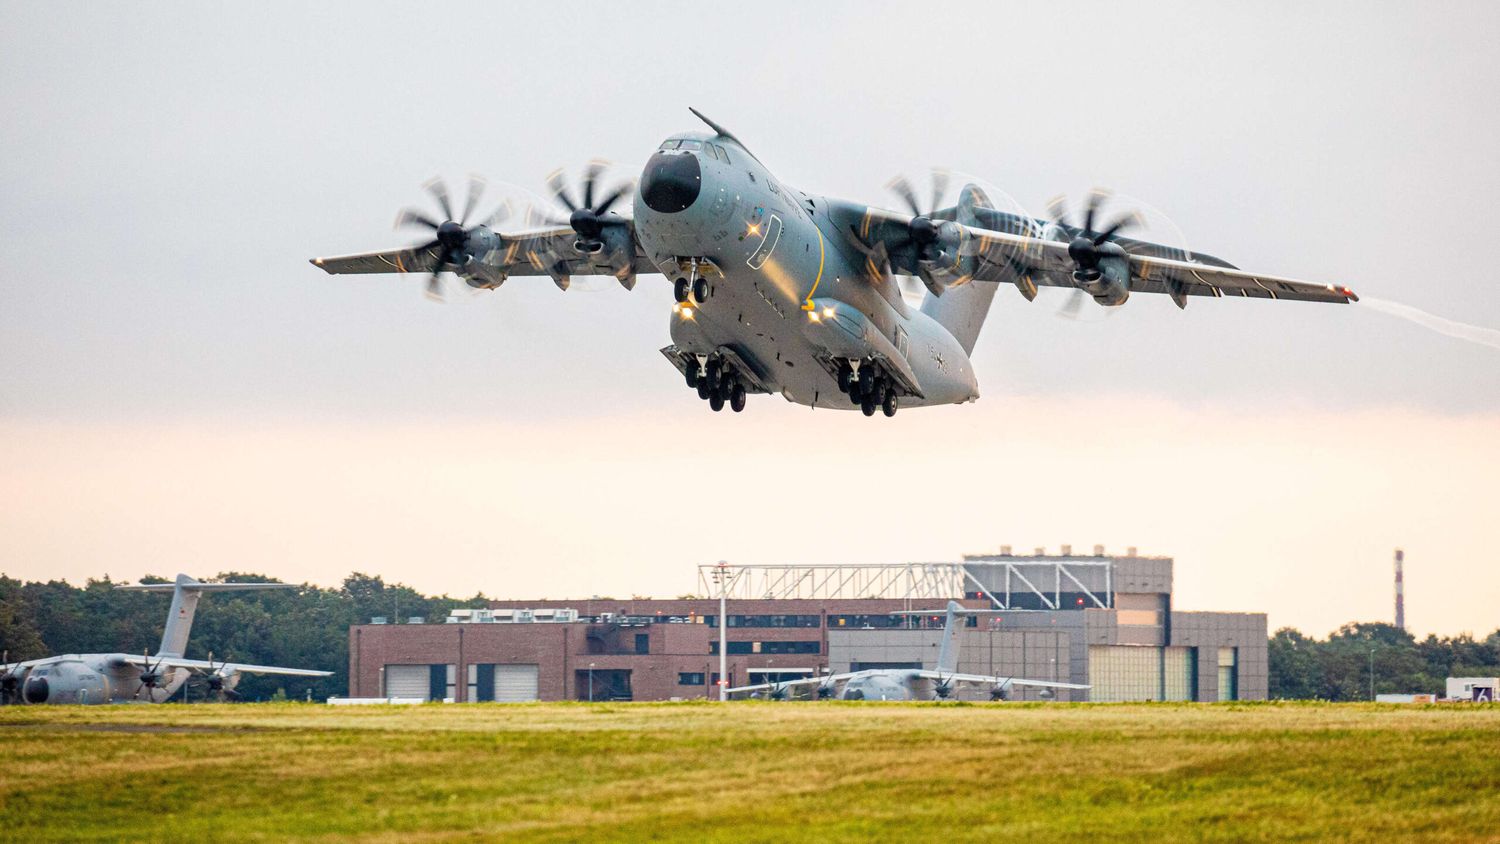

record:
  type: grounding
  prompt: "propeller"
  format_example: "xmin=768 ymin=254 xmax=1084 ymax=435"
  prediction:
xmin=545 ymin=161 xmax=633 ymax=254
xmin=989 ymin=679 xmax=1013 ymax=702
xmin=196 ymin=652 xmax=241 ymax=703
xmin=134 ymin=649 xmax=168 ymax=701
xmin=1 ymin=650 xmax=20 ymax=705
xmin=932 ymin=673 xmax=955 ymax=701
xmin=1046 ymin=189 xmax=1142 ymax=317
xmin=886 ymin=169 xmax=956 ymax=272
xmin=816 ymin=679 xmax=837 ymax=700
xmin=767 ymin=681 xmax=788 ymax=701
xmin=396 ymin=175 xmax=513 ymax=302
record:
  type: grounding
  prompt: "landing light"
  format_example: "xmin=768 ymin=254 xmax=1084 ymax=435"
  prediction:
xmin=822 ymin=306 xmax=835 ymax=318
xmin=807 ymin=310 xmax=820 ymax=322
xmin=747 ymin=223 xmax=761 ymax=237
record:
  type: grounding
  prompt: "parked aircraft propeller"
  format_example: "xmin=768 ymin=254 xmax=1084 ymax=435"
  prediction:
xmin=133 ymin=649 xmax=168 ymax=701
xmin=1046 ymin=190 xmax=1142 ymax=319
xmin=0 ymin=650 xmax=22 ymax=705
xmin=396 ymin=175 xmax=513 ymax=302
xmin=194 ymin=652 xmax=242 ymax=702
xmin=932 ymin=673 xmax=956 ymax=700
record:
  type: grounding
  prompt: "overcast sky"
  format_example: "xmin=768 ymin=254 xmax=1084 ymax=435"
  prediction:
xmin=2 ymin=2 xmax=1496 ymax=637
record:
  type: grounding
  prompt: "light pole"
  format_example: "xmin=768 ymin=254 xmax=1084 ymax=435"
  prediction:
xmin=713 ymin=560 xmax=730 ymax=702
xmin=589 ymin=662 xmax=596 ymax=703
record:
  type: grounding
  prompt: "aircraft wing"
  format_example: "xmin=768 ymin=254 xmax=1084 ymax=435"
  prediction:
xmin=311 ymin=225 xmax=658 ymax=286
xmin=121 ymin=655 xmax=331 ymax=678
xmin=725 ymin=673 xmax=854 ymax=695
xmin=962 ymin=226 xmax=1357 ymax=306
xmin=915 ymin=670 xmax=1090 ymax=690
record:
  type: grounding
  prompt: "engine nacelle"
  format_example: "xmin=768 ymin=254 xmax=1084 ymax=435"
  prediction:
xmin=1075 ymin=244 xmax=1131 ymax=307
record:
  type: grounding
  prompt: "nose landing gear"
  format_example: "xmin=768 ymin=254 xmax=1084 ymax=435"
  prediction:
xmin=672 ymin=258 xmax=711 ymax=305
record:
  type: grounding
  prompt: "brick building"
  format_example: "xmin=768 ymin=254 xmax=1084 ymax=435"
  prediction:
xmin=346 ymin=549 xmax=1266 ymax=703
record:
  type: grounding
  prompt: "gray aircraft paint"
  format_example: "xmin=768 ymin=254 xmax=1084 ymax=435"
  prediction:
xmin=0 ymin=575 xmax=330 ymax=706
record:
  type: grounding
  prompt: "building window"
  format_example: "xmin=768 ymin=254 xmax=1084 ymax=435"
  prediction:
xmin=635 ymin=633 xmax=650 ymax=655
xmin=710 ymin=641 xmax=820 ymax=655
xmin=705 ymin=614 xmax=821 ymax=629
xmin=678 ymin=672 xmax=706 ymax=686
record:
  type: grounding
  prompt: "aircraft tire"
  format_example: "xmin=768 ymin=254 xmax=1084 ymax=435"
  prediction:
xmin=685 ymin=359 xmax=699 ymax=388
xmin=730 ymin=384 xmax=746 ymax=412
xmin=837 ymin=366 xmax=853 ymax=393
xmin=696 ymin=379 xmax=711 ymax=400
xmin=882 ymin=389 xmax=898 ymax=417
xmin=673 ymin=278 xmax=690 ymax=302
xmin=709 ymin=394 xmax=726 ymax=412
xmin=861 ymin=397 xmax=876 ymax=416
xmin=692 ymin=278 xmax=709 ymax=304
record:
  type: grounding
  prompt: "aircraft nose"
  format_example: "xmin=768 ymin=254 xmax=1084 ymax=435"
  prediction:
xmin=22 ymin=676 xmax=48 ymax=704
xmin=640 ymin=152 xmax=701 ymax=214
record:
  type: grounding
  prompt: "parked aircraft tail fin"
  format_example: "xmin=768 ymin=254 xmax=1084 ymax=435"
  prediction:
xmin=117 ymin=575 xmax=298 ymax=658
xmin=921 ymin=184 xmax=999 ymax=355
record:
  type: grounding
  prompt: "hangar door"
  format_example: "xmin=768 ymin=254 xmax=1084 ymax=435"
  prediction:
xmin=469 ymin=664 xmax=540 ymax=702
xmin=1087 ymin=646 xmax=1196 ymax=702
xmin=384 ymin=665 xmax=432 ymax=699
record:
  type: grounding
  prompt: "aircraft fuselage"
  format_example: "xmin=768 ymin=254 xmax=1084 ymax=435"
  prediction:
xmin=632 ymin=132 xmax=979 ymax=411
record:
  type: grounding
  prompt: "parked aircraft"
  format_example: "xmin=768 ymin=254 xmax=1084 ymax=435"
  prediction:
xmin=311 ymin=108 xmax=1357 ymax=417
xmin=726 ymin=601 xmax=1089 ymax=702
xmin=0 ymin=574 xmax=330 ymax=705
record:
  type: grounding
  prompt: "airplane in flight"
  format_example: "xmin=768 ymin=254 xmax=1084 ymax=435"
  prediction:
xmin=0 ymin=574 xmax=331 ymax=705
xmin=311 ymin=108 xmax=1357 ymax=417
xmin=725 ymin=601 xmax=1090 ymax=702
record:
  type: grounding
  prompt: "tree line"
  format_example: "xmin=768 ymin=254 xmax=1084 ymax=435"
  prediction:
xmin=1269 ymin=622 xmax=1500 ymax=700
xmin=3 ymin=572 xmax=1497 ymax=701
xmin=0 ymin=572 xmax=488 ymax=701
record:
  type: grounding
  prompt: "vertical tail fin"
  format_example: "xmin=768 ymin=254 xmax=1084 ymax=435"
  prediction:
xmin=116 ymin=575 xmax=299 ymax=658
xmin=935 ymin=600 xmax=963 ymax=675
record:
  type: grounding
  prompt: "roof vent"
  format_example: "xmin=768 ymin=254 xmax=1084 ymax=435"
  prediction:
xmin=1034 ymin=547 xmax=1046 ymax=556
xmin=370 ymin=616 xmax=387 ymax=625
xmin=407 ymin=616 xmax=424 ymax=624
xmin=1094 ymin=545 xmax=1105 ymax=557
xmin=1060 ymin=544 xmax=1072 ymax=556
xmin=1000 ymin=545 xmax=1012 ymax=555
xmin=1127 ymin=546 xmax=1138 ymax=557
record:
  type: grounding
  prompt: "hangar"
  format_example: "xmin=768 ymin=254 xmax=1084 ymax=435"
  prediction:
xmin=346 ymin=548 xmax=1265 ymax=703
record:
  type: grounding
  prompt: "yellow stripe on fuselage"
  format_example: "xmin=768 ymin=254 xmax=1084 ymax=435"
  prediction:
xmin=801 ymin=223 xmax=825 ymax=311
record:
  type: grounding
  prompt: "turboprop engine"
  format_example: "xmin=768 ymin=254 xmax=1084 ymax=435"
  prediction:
xmin=1047 ymin=190 xmax=1139 ymax=308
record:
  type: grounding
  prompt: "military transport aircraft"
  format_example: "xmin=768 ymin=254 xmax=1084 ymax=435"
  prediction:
xmin=0 ymin=574 xmax=330 ymax=705
xmin=726 ymin=601 xmax=1089 ymax=702
xmin=311 ymin=108 xmax=1358 ymax=417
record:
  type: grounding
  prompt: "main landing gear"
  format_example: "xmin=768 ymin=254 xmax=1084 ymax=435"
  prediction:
xmin=685 ymin=355 xmax=747 ymax=413
xmin=837 ymin=359 xmax=899 ymax=417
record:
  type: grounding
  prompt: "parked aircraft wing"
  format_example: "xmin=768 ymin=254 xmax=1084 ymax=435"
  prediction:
xmin=914 ymin=670 xmax=1090 ymax=690
xmin=120 ymin=655 xmax=331 ymax=678
xmin=960 ymin=225 xmax=1357 ymax=306
xmin=725 ymin=673 xmax=855 ymax=695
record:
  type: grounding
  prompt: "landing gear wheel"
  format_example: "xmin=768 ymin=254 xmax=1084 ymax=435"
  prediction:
xmin=691 ymin=278 xmax=709 ymax=304
xmin=862 ymin=374 xmax=880 ymax=398
xmin=882 ymin=389 xmax=898 ymax=417
xmin=696 ymin=379 xmax=711 ymax=400
xmin=837 ymin=365 xmax=853 ymax=393
xmin=709 ymin=393 xmax=726 ymax=412
xmin=685 ymin=359 xmax=700 ymax=388
xmin=730 ymin=383 xmax=747 ymax=412
xmin=704 ymin=359 xmax=722 ymax=390
xmin=673 ymin=278 xmax=690 ymax=303
xmin=861 ymin=397 xmax=877 ymax=417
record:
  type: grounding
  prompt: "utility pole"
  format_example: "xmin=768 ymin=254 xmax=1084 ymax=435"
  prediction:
xmin=713 ymin=560 xmax=730 ymax=702
xmin=1369 ymin=647 xmax=1376 ymax=701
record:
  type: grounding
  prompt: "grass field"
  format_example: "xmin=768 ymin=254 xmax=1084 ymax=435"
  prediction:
xmin=2 ymin=701 xmax=1497 ymax=842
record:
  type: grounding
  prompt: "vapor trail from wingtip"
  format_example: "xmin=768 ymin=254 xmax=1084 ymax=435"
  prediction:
xmin=1360 ymin=297 xmax=1500 ymax=352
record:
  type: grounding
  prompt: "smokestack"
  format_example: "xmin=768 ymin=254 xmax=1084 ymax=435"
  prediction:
xmin=1394 ymin=549 xmax=1405 ymax=632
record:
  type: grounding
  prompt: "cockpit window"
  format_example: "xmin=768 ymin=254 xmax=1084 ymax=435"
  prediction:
xmin=658 ymin=140 xmax=680 ymax=150
xmin=678 ymin=139 xmax=703 ymax=151
xmin=714 ymin=144 xmax=731 ymax=164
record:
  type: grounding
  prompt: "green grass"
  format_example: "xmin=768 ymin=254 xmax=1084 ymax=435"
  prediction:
xmin=2 ymin=701 xmax=1497 ymax=841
